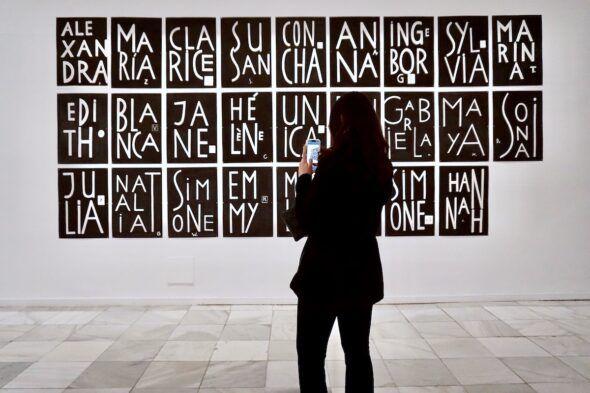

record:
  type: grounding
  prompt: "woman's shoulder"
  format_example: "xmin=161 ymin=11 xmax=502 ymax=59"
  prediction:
xmin=318 ymin=145 xmax=356 ymax=168
xmin=316 ymin=148 xmax=340 ymax=175
xmin=318 ymin=147 xmax=336 ymax=164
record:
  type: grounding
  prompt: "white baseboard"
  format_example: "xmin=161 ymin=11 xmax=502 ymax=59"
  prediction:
xmin=1 ymin=293 xmax=589 ymax=306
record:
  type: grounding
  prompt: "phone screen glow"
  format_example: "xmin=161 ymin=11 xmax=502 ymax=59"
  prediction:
xmin=306 ymin=139 xmax=320 ymax=172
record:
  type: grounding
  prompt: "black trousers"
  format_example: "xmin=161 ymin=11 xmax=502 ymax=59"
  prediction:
xmin=296 ymin=299 xmax=374 ymax=393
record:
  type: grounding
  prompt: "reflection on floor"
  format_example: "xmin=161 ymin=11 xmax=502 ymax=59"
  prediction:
xmin=0 ymin=301 xmax=590 ymax=392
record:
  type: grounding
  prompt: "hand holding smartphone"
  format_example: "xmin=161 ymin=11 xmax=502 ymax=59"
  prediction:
xmin=306 ymin=139 xmax=321 ymax=173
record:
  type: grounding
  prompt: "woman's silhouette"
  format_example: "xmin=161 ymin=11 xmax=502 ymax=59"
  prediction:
xmin=290 ymin=91 xmax=394 ymax=392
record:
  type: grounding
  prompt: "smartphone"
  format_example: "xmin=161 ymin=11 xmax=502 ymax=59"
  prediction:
xmin=306 ymin=139 xmax=321 ymax=172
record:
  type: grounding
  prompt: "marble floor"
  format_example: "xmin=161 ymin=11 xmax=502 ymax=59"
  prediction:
xmin=1 ymin=301 xmax=590 ymax=392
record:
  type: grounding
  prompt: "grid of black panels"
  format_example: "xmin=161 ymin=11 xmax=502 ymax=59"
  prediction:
xmin=56 ymin=16 xmax=542 ymax=238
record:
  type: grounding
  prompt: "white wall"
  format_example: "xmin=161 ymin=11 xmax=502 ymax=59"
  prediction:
xmin=0 ymin=0 xmax=589 ymax=304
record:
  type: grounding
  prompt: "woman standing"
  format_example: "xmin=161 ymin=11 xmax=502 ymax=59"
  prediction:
xmin=291 ymin=91 xmax=394 ymax=392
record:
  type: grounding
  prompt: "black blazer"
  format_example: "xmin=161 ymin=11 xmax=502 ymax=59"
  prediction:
xmin=289 ymin=148 xmax=394 ymax=308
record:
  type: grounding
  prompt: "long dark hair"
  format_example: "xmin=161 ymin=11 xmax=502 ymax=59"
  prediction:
xmin=321 ymin=91 xmax=393 ymax=188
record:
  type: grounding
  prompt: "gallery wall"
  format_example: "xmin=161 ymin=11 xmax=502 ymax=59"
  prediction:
xmin=0 ymin=0 xmax=589 ymax=303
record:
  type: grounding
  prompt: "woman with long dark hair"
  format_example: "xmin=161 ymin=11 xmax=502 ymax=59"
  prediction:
xmin=291 ymin=91 xmax=394 ymax=392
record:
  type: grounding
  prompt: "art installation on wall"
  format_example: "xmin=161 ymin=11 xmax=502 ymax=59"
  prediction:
xmin=56 ymin=15 xmax=543 ymax=238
